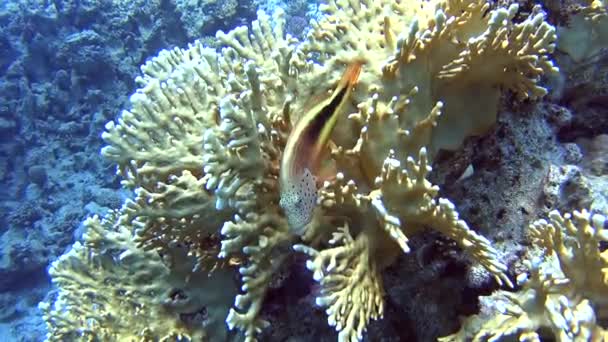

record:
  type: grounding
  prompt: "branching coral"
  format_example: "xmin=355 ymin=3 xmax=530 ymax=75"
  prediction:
xmin=39 ymin=210 xmax=236 ymax=341
xmin=45 ymin=0 xmax=560 ymax=341
xmin=285 ymin=0 xmax=555 ymax=338
xmin=100 ymin=44 xmax=236 ymax=271
xmin=440 ymin=209 xmax=608 ymax=341
xmin=295 ymin=225 xmax=385 ymax=342
xmin=99 ymin=9 xmax=303 ymax=341
xmin=529 ymin=210 xmax=608 ymax=313
xmin=297 ymin=148 xmax=512 ymax=342
xmin=301 ymin=0 xmax=557 ymax=154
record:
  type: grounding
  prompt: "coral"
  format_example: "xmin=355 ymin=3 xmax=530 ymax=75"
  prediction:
xmin=296 ymin=148 xmax=512 ymax=342
xmin=301 ymin=0 xmax=557 ymax=154
xmin=172 ymin=0 xmax=256 ymax=37
xmin=101 ymin=9 xmax=298 ymax=340
xmin=55 ymin=0 xmax=560 ymax=341
xmin=290 ymin=0 xmax=555 ymax=338
xmin=529 ymin=210 xmax=608 ymax=310
xmin=440 ymin=209 xmax=608 ymax=341
xmin=557 ymin=0 xmax=608 ymax=62
xmin=39 ymin=210 xmax=236 ymax=341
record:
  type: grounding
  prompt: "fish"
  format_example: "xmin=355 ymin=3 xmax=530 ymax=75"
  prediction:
xmin=279 ymin=61 xmax=363 ymax=235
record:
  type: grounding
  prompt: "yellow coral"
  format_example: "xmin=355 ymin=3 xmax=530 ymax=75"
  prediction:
xmin=298 ymin=149 xmax=512 ymax=342
xmin=301 ymin=0 xmax=557 ymax=153
xmin=100 ymin=44 xmax=234 ymax=269
xmin=83 ymin=0 xmax=560 ymax=340
xmin=529 ymin=210 xmax=608 ymax=312
xmin=441 ymin=210 xmax=608 ymax=341
xmin=101 ymin=11 xmax=298 ymax=339
xmin=39 ymin=211 xmax=236 ymax=341
xmin=294 ymin=225 xmax=384 ymax=342
xmin=290 ymin=10 xmax=557 ymax=339
xmin=101 ymin=44 xmax=221 ymax=189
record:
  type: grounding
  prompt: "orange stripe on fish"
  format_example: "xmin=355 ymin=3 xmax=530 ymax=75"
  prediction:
xmin=279 ymin=61 xmax=363 ymax=235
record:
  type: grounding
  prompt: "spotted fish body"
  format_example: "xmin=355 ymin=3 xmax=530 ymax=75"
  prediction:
xmin=279 ymin=168 xmax=318 ymax=235
xmin=280 ymin=61 xmax=363 ymax=235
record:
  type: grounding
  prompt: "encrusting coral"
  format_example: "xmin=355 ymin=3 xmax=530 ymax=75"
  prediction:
xmin=440 ymin=209 xmax=608 ymax=341
xmin=42 ymin=0 xmax=561 ymax=341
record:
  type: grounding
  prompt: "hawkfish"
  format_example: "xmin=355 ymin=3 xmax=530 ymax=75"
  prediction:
xmin=279 ymin=61 xmax=363 ymax=236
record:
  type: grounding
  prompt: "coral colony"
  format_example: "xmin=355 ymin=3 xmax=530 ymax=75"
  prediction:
xmin=39 ymin=0 xmax=607 ymax=341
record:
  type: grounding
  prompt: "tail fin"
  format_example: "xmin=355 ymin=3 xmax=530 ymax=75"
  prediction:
xmin=337 ymin=60 xmax=363 ymax=90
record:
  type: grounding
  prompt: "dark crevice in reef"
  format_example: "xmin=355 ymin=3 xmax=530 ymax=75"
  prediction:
xmin=372 ymin=232 xmax=507 ymax=342
xmin=556 ymin=107 xmax=608 ymax=143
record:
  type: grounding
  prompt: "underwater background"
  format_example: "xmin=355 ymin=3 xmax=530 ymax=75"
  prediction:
xmin=0 ymin=0 xmax=606 ymax=341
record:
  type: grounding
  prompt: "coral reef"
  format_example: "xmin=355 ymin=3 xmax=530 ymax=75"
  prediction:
xmin=0 ymin=0 xmax=264 ymax=338
xmin=47 ymin=0 xmax=559 ymax=340
xmin=39 ymin=211 xmax=236 ymax=341
xmin=38 ymin=0 xmax=608 ymax=341
xmin=172 ymin=0 xmax=257 ymax=37
xmin=440 ymin=209 xmax=608 ymax=341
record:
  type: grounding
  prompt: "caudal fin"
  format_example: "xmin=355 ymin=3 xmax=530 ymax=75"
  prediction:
xmin=337 ymin=60 xmax=363 ymax=90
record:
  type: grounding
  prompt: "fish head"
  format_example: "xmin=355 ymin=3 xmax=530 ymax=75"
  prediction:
xmin=279 ymin=168 xmax=317 ymax=236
